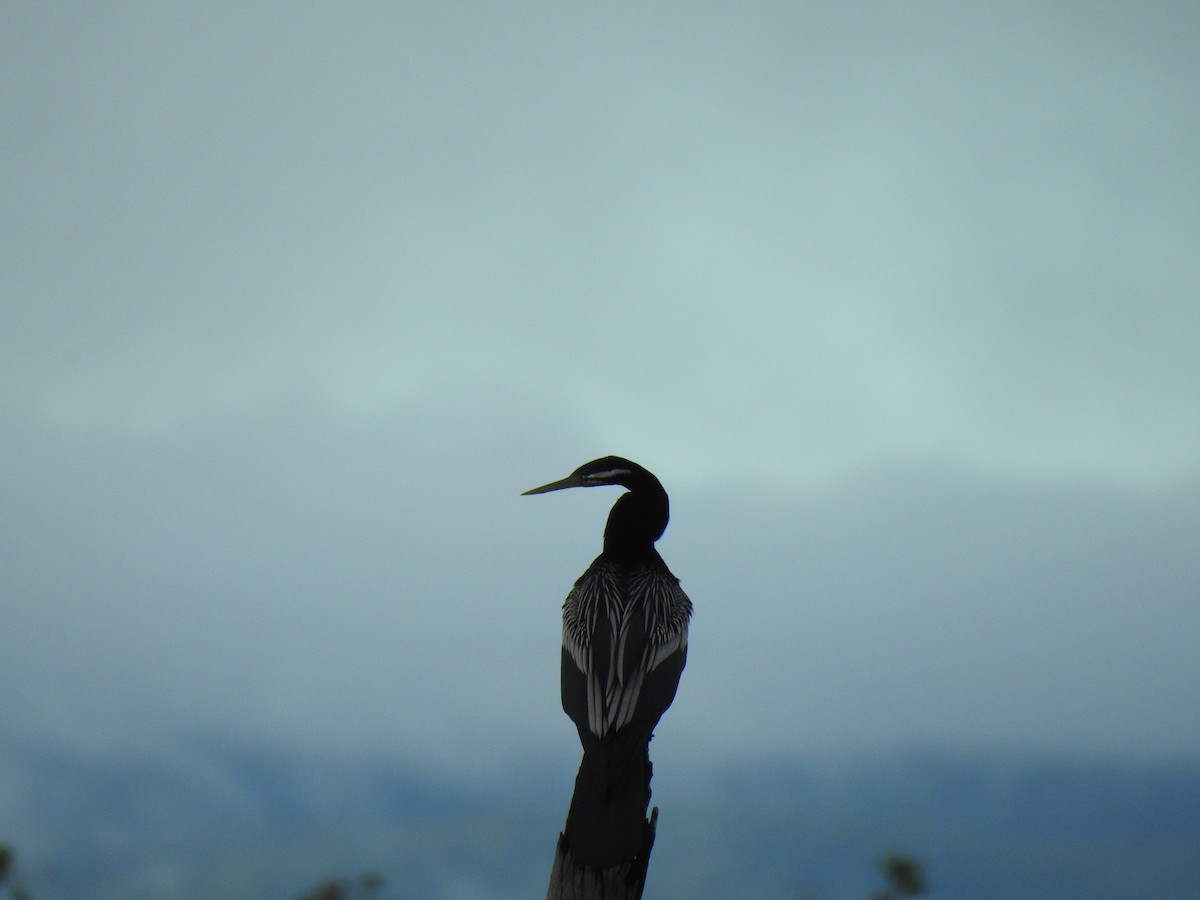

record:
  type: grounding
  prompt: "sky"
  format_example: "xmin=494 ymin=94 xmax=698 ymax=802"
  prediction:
xmin=3 ymin=2 xmax=1199 ymax=784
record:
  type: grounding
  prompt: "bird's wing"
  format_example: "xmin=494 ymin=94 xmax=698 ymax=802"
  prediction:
xmin=563 ymin=563 xmax=692 ymax=740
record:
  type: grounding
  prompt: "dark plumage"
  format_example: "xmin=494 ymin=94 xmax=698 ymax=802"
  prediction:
xmin=523 ymin=456 xmax=692 ymax=868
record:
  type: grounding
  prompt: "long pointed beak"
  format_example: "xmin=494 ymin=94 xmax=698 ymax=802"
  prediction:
xmin=521 ymin=473 xmax=587 ymax=495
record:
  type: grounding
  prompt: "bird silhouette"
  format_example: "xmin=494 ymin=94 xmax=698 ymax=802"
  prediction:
xmin=524 ymin=456 xmax=692 ymax=868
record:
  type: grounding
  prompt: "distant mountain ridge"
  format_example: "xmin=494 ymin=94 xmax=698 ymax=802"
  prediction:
xmin=3 ymin=735 xmax=1198 ymax=899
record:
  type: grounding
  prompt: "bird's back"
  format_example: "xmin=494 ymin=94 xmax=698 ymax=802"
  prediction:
xmin=561 ymin=554 xmax=692 ymax=743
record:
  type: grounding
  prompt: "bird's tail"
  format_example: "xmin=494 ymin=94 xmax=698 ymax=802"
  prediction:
xmin=564 ymin=726 xmax=656 ymax=869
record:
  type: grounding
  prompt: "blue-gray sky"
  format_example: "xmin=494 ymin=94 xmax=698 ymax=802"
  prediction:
xmin=3 ymin=3 xmax=1198 ymax=778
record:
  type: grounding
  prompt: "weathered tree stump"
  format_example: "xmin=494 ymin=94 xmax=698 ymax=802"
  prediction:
xmin=546 ymin=807 xmax=658 ymax=900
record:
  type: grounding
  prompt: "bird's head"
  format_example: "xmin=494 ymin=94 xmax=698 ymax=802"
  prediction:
xmin=521 ymin=456 xmax=644 ymax=495
xmin=523 ymin=456 xmax=669 ymax=550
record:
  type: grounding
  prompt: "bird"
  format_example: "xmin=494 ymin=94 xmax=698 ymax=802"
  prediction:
xmin=523 ymin=456 xmax=692 ymax=868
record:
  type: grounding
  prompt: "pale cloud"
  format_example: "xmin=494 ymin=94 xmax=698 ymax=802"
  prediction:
xmin=5 ymin=4 xmax=1196 ymax=488
xmin=1 ymin=3 xmax=1198 ymax=773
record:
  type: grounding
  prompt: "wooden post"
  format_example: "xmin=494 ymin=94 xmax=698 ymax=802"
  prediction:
xmin=546 ymin=807 xmax=658 ymax=900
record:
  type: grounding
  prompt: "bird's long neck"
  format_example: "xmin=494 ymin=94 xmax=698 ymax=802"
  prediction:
xmin=602 ymin=478 xmax=669 ymax=563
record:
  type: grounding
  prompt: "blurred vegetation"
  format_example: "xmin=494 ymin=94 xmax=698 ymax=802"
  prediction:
xmin=296 ymin=870 xmax=392 ymax=900
xmin=4 ymin=837 xmax=926 ymax=899
xmin=0 ymin=843 xmax=31 ymax=900
xmin=870 ymin=853 xmax=926 ymax=898
xmin=795 ymin=851 xmax=927 ymax=899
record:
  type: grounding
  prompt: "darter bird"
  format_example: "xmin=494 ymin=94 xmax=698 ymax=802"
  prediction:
xmin=523 ymin=456 xmax=692 ymax=868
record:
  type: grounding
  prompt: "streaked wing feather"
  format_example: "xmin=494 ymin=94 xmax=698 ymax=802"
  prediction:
xmin=561 ymin=560 xmax=693 ymax=739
